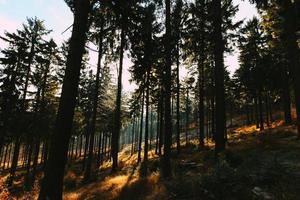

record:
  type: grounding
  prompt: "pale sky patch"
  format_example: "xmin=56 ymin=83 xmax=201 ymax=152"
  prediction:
xmin=0 ymin=0 xmax=258 ymax=93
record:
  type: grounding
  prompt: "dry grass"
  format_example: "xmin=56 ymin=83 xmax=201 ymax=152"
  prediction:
xmin=2 ymin=119 xmax=300 ymax=199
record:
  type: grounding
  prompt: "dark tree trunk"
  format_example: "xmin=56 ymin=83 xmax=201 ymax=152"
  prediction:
xmin=84 ymin=21 xmax=103 ymax=181
xmin=185 ymin=88 xmax=189 ymax=144
xmin=131 ymin=116 xmax=136 ymax=155
xmin=285 ymin=1 xmax=300 ymax=137
xmin=2 ymin=144 xmax=9 ymax=170
xmin=27 ymin=139 xmax=40 ymax=189
xmin=142 ymin=70 xmax=150 ymax=176
xmin=42 ymin=140 xmax=49 ymax=169
xmin=258 ymin=90 xmax=264 ymax=131
xmin=176 ymin=43 xmax=180 ymax=153
xmin=150 ymin=108 xmax=153 ymax=150
xmin=24 ymin=139 xmax=34 ymax=189
xmin=268 ymin=92 xmax=273 ymax=122
xmin=282 ymin=67 xmax=292 ymax=124
xmin=162 ymin=0 xmax=172 ymax=178
xmin=158 ymin=87 xmax=164 ymax=155
xmin=198 ymin=59 xmax=205 ymax=147
xmin=155 ymin=106 xmax=160 ymax=154
xmin=111 ymin=21 xmax=125 ymax=172
xmin=137 ymin=91 xmax=145 ymax=163
xmin=82 ymin=131 xmax=90 ymax=171
xmin=213 ymin=0 xmax=226 ymax=155
xmin=265 ymin=93 xmax=270 ymax=127
xmin=38 ymin=1 xmax=90 ymax=198
xmin=96 ymin=132 xmax=103 ymax=167
xmin=246 ymin=104 xmax=250 ymax=125
xmin=8 ymin=37 xmax=35 ymax=186
xmin=79 ymin=135 xmax=83 ymax=158
xmin=7 ymin=139 xmax=21 ymax=186
xmin=100 ymin=132 xmax=105 ymax=164
xmin=254 ymin=97 xmax=260 ymax=129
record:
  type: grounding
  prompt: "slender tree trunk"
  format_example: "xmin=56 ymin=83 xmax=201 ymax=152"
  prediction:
xmin=42 ymin=140 xmax=49 ymax=169
xmin=138 ymin=91 xmax=145 ymax=163
xmin=111 ymin=20 xmax=125 ymax=172
xmin=211 ymin=91 xmax=215 ymax=140
xmin=258 ymin=90 xmax=264 ymax=131
xmin=7 ymin=138 xmax=21 ymax=186
xmin=79 ymin=135 xmax=83 ymax=158
xmin=28 ymin=139 xmax=40 ymax=188
xmin=84 ymin=21 xmax=103 ymax=181
xmin=254 ymin=97 xmax=260 ymax=129
xmin=282 ymin=67 xmax=292 ymax=124
xmin=155 ymin=106 xmax=160 ymax=154
xmin=185 ymin=88 xmax=189 ymax=144
xmin=246 ymin=104 xmax=250 ymax=125
xmin=176 ymin=41 xmax=181 ymax=153
xmin=131 ymin=116 xmax=136 ymax=156
xmin=213 ymin=0 xmax=226 ymax=155
xmin=24 ymin=139 xmax=34 ymax=189
xmin=265 ymin=92 xmax=270 ymax=127
xmin=198 ymin=59 xmax=205 ymax=147
xmin=142 ymin=70 xmax=150 ymax=176
xmin=38 ymin=1 xmax=90 ymax=198
xmin=96 ymin=133 xmax=102 ymax=167
xmin=82 ymin=131 xmax=90 ymax=171
xmin=150 ymin=109 xmax=153 ymax=150
xmin=268 ymin=92 xmax=273 ymax=122
xmin=2 ymin=144 xmax=9 ymax=170
xmin=159 ymin=88 xmax=164 ymax=155
xmin=162 ymin=0 xmax=172 ymax=178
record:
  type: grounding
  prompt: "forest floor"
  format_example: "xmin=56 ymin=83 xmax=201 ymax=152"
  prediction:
xmin=1 ymin=121 xmax=300 ymax=200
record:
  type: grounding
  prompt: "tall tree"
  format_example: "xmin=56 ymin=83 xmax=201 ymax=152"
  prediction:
xmin=38 ymin=0 xmax=91 ymax=199
xmin=111 ymin=0 xmax=131 ymax=172
xmin=162 ymin=0 xmax=172 ymax=178
xmin=212 ymin=0 xmax=226 ymax=154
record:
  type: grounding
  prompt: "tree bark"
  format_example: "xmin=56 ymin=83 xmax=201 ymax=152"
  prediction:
xmin=162 ymin=0 xmax=172 ymax=178
xmin=258 ymin=90 xmax=264 ymax=131
xmin=84 ymin=21 xmax=103 ymax=181
xmin=38 ymin=1 xmax=90 ymax=198
xmin=137 ymin=91 xmax=145 ymax=163
xmin=213 ymin=0 xmax=226 ymax=155
xmin=111 ymin=21 xmax=125 ymax=172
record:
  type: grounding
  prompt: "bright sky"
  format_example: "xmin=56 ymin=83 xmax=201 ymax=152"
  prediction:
xmin=0 ymin=0 xmax=257 ymax=92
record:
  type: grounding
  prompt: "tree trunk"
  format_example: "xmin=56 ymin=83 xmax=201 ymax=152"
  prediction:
xmin=198 ymin=59 xmax=205 ymax=147
xmin=142 ymin=70 xmax=150 ymax=176
xmin=213 ymin=0 xmax=226 ymax=155
xmin=265 ymin=93 xmax=270 ymax=127
xmin=38 ymin=1 xmax=90 ymax=198
xmin=162 ymin=0 xmax=172 ymax=178
xmin=84 ymin=21 xmax=103 ymax=181
xmin=111 ymin=21 xmax=125 ymax=172
xmin=282 ymin=67 xmax=292 ymax=124
xmin=7 ymin=138 xmax=21 ymax=186
xmin=137 ymin=91 xmax=145 ymax=163
xmin=185 ymin=88 xmax=189 ymax=144
xmin=28 ymin=139 xmax=40 ymax=188
xmin=285 ymin=1 xmax=300 ymax=137
xmin=155 ymin=106 xmax=160 ymax=154
xmin=131 ymin=116 xmax=136 ymax=155
xmin=176 ymin=42 xmax=181 ymax=153
xmin=82 ymin=131 xmax=90 ymax=171
xmin=150 ymin=108 xmax=153 ymax=150
xmin=258 ymin=90 xmax=264 ymax=131
xmin=254 ymin=97 xmax=260 ymax=129
xmin=158 ymin=87 xmax=164 ymax=155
